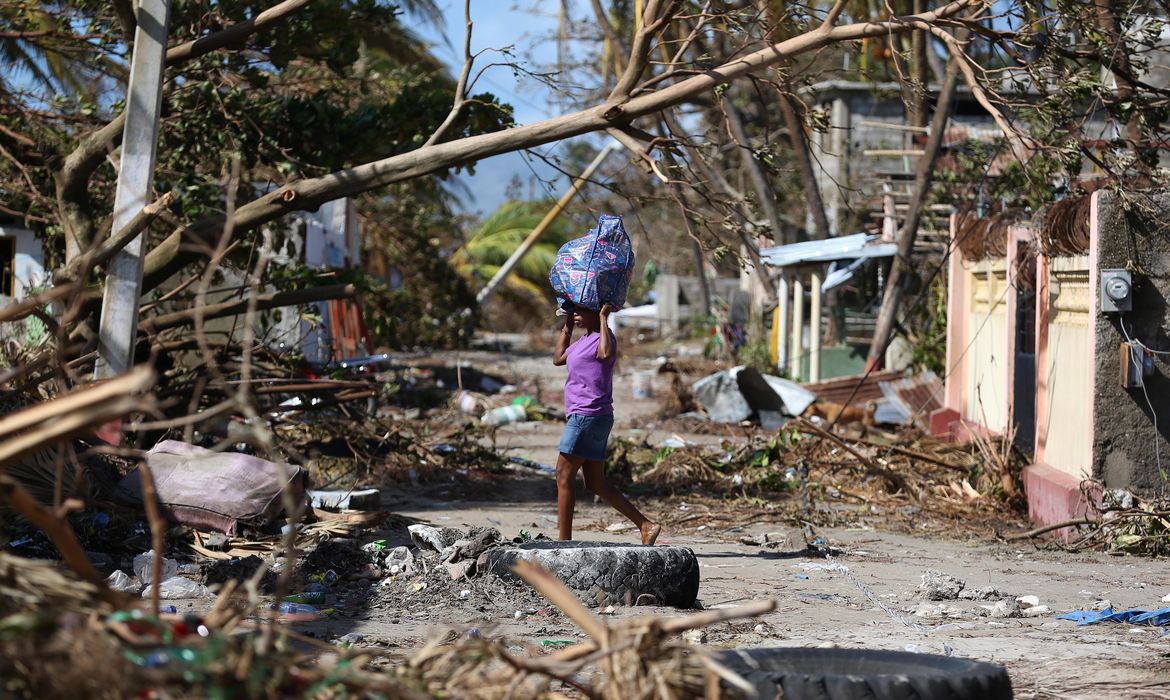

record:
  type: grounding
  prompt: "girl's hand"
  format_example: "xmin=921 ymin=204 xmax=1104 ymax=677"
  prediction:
xmin=600 ymin=303 xmax=615 ymax=317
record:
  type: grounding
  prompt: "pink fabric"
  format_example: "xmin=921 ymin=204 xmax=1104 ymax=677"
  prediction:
xmin=117 ymin=440 xmax=305 ymax=535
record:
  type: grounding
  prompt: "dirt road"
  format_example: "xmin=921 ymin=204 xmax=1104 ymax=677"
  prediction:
xmin=296 ymin=342 xmax=1170 ymax=699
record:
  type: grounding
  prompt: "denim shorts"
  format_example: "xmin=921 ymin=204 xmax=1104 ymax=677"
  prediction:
xmin=558 ymin=414 xmax=615 ymax=461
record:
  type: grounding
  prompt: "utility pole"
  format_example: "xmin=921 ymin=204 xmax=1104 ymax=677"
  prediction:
xmin=95 ymin=0 xmax=172 ymax=379
xmin=475 ymin=141 xmax=622 ymax=307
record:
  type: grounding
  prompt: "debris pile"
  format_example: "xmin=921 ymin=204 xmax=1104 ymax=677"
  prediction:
xmin=0 ymin=541 xmax=775 ymax=699
xmin=656 ymin=363 xmax=945 ymax=438
xmin=610 ymin=419 xmax=1028 ymax=535
xmin=1008 ymin=482 xmax=1170 ymax=554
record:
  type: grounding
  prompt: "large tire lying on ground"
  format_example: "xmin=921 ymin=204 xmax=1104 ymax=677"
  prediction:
xmin=478 ymin=541 xmax=700 ymax=608
xmin=713 ymin=647 xmax=1013 ymax=700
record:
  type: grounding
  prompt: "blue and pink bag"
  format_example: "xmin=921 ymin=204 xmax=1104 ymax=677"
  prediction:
xmin=549 ymin=214 xmax=635 ymax=311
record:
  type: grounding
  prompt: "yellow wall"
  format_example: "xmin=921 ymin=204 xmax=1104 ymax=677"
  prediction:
xmin=966 ymin=260 xmax=1010 ymax=431
xmin=1043 ymin=256 xmax=1093 ymax=479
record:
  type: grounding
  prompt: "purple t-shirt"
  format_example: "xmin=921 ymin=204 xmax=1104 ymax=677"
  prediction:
xmin=564 ymin=331 xmax=616 ymax=416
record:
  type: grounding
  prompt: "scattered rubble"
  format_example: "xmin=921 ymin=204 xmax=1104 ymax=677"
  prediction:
xmin=408 ymin=524 xmax=464 ymax=552
xmin=959 ymin=586 xmax=1006 ymax=601
xmin=920 ymin=570 xmax=966 ymax=601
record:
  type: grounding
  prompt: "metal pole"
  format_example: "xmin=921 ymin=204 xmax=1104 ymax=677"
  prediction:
xmin=96 ymin=0 xmax=172 ymax=378
xmin=475 ymin=141 xmax=622 ymax=307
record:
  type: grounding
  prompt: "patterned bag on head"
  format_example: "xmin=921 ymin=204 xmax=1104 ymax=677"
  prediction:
xmin=549 ymin=214 xmax=635 ymax=311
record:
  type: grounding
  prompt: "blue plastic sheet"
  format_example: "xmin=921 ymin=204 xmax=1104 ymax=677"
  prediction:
xmin=1056 ymin=607 xmax=1170 ymax=626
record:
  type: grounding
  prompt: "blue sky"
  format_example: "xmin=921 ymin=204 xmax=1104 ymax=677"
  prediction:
xmin=414 ymin=1 xmax=596 ymax=218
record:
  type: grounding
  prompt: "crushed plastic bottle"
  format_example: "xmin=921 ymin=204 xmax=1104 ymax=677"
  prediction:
xmin=106 ymin=569 xmax=142 ymax=594
xmin=276 ymin=602 xmax=318 ymax=618
xmin=133 ymin=550 xmax=179 ymax=585
xmin=283 ymin=591 xmax=326 ymax=604
xmin=144 ymin=576 xmax=211 ymax=599
xmin=481 ymin=405 xmax=526 ymax=426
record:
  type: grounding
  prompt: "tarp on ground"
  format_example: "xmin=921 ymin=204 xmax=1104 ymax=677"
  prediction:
xmin=116 ymin=441 xmax=306 ymax=535
xmin=693 ymin=366 xmax=817 ymax=423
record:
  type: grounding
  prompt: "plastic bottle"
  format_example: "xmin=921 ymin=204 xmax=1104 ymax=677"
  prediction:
xmin=481 ymin=404 xmax=526 ymax=426
xmin=283 ymin=591 xmax=326 ymax=604
xmin=276 ymin=602 xmax=318 ymax=617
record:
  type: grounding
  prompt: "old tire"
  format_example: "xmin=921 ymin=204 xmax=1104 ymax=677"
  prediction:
xmin=714 ymin=647 xmax=1013 ymax=700
xmin=479 ymin=541 xmax=700 ymax=608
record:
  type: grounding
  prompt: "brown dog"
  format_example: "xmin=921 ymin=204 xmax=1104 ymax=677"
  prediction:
xmin=803 ymin=400 xmax=877 ymax=427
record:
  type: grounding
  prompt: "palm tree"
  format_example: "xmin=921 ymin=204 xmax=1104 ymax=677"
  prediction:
xmin=452 ymin=199 xmax=579 ymax=318
xmin=0 ymin=1 xmax=110 ymax=99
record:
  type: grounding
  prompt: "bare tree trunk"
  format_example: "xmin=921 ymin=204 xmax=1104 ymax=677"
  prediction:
xmin=776 ymin=92 xmax=830 ymax=240
xmin=866 ymin=57 xmax=961 ymax=370
xmin=1094 ymin=0 xmax=1145 ymax=167
xmin=722 ymin=96 xmax=786 ymax=243
xmin=689 ymin=234 xmax=712 ymax=320
xmin=910 ymin=0 xmax=930 ymax=129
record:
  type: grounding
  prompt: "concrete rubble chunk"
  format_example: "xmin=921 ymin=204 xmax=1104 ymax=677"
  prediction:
xmin=408 ymin=524 xmax=464 ymax=552
xmin=1016 ymin=595 xmax=1041 ymax=609
xmin=980 ymin=600 xmax=1021 ymax=619
xmin=912 ymin=602 xmax=962 ymax=619
xmin=959 ymin=586 xmax=1005 ymax=601
xmin=443 ymin=560 xmax=475 ymax=580
xmin=385 ymin=546 xmax=417 ymax=576
xmin=449 ymin=527 xmax=501 ymax=562
xmin=920 ymin=569 xmax=966 ymax=601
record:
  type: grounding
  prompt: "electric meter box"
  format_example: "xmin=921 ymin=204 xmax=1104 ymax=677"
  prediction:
xmin=1101 ymin=269 xmax=1133 ymax=313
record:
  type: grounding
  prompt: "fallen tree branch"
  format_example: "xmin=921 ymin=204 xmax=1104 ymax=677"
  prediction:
xmin=139 ymin=0 xmax=978 ymax=289
xmin=1004 ymin=518 xmax=1101 ymax=541
xmin=53 ymin=192 xmax=175 ymax=284
xmin=850 ymin=436 xmax=971 ymax=471
xmin=793 ymin=417 xmax=920 ymax=499
xmin=0 ymin=476 xmax=117 ymax=600
xmin=0 ymin=366 xmax=155 ymax=467
xmin=0 ymin=284 xmax=78 ymax=325
xmin=139 ymin=463 xmax=166 ymax=617
xmin=139 ymin=283 xmax=356 ymax=333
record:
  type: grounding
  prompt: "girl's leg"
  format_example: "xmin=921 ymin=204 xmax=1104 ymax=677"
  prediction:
xmin=556 ymin=452 xmax=584 ymax=540
xmin=581 ymin=460 xmax=660 ymax=544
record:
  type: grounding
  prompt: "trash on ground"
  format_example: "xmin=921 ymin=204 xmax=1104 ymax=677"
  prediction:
xmin=133 ymin=550 xmax=179 ymax=586
xmin=1056 ymin=607 xmax=1170 ymax=627
xmin=309 ymin=488 xmax=380 ymax=510
xmin=116 ymin=441 xmax=307 ymax=535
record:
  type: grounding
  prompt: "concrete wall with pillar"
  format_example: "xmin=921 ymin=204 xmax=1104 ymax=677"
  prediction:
xmin=1090 ymin=190 xmax=1170 ymax=493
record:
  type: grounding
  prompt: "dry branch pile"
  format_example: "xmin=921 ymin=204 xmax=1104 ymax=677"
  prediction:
xmin=611 ymin=420 xmax=1029 ymax=537
xmin=0 ymin=546 xmax=773 ymax=699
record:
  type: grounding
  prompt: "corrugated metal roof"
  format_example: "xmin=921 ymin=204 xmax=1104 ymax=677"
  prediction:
xmin=760 ymin=233 xmax=897 ymax=268
xmin=879 ymin=371 xmax=944 ymax=429
xmin=804 ymin=369 xmax=905 ymax=404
